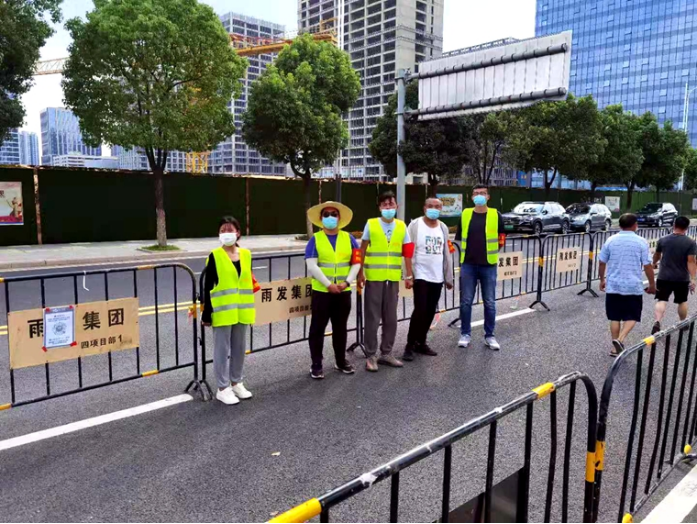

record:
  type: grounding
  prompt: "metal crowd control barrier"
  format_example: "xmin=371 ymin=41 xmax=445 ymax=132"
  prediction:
xmin=0 ymin=264 xmax=204 ymax=409
xmin=270 ymin=372 xmax=598 ymax=523
xmin=594 ymin=316 xmax=697 ymax=523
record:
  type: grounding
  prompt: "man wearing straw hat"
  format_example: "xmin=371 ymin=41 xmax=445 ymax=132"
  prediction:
xmin=305 ymin=201 xmax=363 ymax=379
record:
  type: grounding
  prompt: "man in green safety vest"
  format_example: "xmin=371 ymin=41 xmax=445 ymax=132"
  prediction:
xmin=455 ymin=184 xmax=506 ymax=351
xmin=357 ymin=191 xmax=415 ymax=372
xmin=305 ymin=201 xmax=363 ymax=379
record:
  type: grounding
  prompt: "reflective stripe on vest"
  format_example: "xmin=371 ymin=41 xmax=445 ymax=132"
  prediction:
xmin=460 ymin=208 xmax=499 ymax=265
xmin=365 ymin=218 xmax=406 ymax=282
xmin=210 ymin=247 xmax=256 ymax=327
xmin=312 ymin=231 xmax=353 ymax=293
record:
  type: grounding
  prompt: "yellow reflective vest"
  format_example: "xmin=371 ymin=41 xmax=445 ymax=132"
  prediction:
xmin=209 ymin=247 xmax=256 ymax=327
xmin=364 ymin=218 xmax=406 ymax=282
xmin=312 ymin=231 xmax=353 ymax=293
xmin=460 ymin=208 xmax=499 ymax=265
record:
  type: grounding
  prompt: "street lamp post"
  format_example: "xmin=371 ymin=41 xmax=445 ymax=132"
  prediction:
xmin=681 ymin=83 xmax=697 ymax=190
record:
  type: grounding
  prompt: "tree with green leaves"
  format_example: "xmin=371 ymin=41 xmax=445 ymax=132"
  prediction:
xmin=62 ymin=0 xmax=246 ymax=247
xmin=461 ymin=111 xmax=515 ymax=185
xmin=369 ymin=81 xmax=470 ymax=195
xmin=243 ymin=33 xmax=360 ymax=238
xmin=684 ymin=147 xmax=697 ymax=191
xmin=0 ymin=0 xmax=62 ymax=144
xmin=508 ymin=95 xmax=606 ymax=198
xmin=648 ymin=120 xmax=690 ymax=200
xmin=585 ymin=105 xmax=643 ymax=200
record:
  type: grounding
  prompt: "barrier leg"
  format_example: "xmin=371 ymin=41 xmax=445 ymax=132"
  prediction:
xmin=347 ymin=289 xmax=367 ymax=358
xmin=529 ymin=252 xmax=550 ymax=311
xmin=579 ymin=235 xmax=599 ymax=298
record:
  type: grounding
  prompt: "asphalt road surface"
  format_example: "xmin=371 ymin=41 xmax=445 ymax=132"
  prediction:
xmin=1 ymin=256 xmax=697 ymax=522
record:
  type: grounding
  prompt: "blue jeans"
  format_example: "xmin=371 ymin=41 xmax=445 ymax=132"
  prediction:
xmin=460 ymin=263 xmax=497 ymax=337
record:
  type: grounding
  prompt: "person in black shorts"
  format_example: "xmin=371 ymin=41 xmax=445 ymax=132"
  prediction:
xmin=652 ymin=216 xmax=697 ymax=334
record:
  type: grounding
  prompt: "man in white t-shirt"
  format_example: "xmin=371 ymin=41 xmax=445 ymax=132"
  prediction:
xmin=403 ymin=198 xmax=455 ymax=362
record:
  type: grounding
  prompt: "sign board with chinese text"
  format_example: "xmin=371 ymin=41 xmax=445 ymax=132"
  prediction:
xmin=43 ymin=306 xmax=75 ymax=350
xmin=556 ymin=248 xmax=581 ymax=273
xmin=255 ymin=277 xmax=313 ymax=325
xmin=0 ymin=182 xmax=24 ymax=225
xmin=436 ymin=194 xmax=463 ymax=218
xmin=605 ymin=197 xmax=621 ymax=213
xmin=648 ymin=238 xmax=658 ymax=255
xmin=497 ymin=252 xmax=524 ymax=281
xmin=8 ymin=298 xmax=139 ymax=369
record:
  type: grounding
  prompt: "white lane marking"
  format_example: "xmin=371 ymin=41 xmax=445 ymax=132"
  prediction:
xmin=470 ymin=308 xmax=536 ymax=328
xmin=252 ymin=265 xmax=268 ymax=270
xmin=643 ymin=460 xmax=697 ymax=523
xmin=0 ymin=394 xmax=193 ymax=453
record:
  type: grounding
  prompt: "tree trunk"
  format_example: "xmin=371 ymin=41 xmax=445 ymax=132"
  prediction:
xmin=655 ymin=187 xmax=660 ymax=201
xmin=154 ymin=167 xmax=167 ymax=247
xmin=428 ymin=174 xmax=438 ymax=197
xmin=626 ymin=182 xmax=635 ymax=210
xmin=590 ymin=181 xmax=598 ymax=201
xmin=544 ymin=169 xmax=557 ymax=200
xmin=303 ymin=174 xmax=314 ymax=239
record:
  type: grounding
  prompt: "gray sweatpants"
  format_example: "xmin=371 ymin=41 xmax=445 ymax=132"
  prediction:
xmin=364 ymin=280 xmax=399 ymax=357
xmin=213 ymin=324 xmax=248 ymax=389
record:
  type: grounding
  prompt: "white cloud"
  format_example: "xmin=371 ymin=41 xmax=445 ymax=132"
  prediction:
xmin=20 ymin=0 xmax=536 ymax=146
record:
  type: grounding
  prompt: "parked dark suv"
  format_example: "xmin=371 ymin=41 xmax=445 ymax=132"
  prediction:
xmin=502 ymin=202 xmax=570 ymax=235
xmin=636 ymin=202 xmax=678 ymax=227
xmin=567 ymin=203 xmax=613 ymax=232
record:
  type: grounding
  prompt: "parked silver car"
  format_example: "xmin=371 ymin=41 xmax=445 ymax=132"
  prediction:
xmin=566 ymin=203 xmax=613 ymax=232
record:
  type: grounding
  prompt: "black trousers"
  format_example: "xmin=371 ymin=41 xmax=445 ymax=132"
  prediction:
xmin=309 ymin=290 xmax=352 ymax=371
xmin=407 ymin=280 xmax=443 ymax=346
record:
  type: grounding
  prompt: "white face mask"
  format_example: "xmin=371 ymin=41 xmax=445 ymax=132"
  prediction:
xmin=219 ymin=232 xmax=237 ymax=246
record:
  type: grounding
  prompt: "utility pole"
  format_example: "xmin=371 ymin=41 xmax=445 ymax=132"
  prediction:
xmin=396 ymin=68 xmax=408 ymax=221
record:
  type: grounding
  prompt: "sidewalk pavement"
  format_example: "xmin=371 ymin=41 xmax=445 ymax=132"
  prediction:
xmin=0 ymin=235 xmax=308 ymax=271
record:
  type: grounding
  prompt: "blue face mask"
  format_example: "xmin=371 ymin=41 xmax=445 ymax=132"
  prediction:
xmin=425 ymin=208 xmax=440 ymax=220
xmin=322 ymin=216 xmax=339 ymax=230
xmin=473 ymin=195 xmax=487 ymax=207
xmin=381 ymin=208 xmax=397 ymax=220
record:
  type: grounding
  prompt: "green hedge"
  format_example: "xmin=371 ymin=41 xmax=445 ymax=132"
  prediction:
xmin=0 ymin=166 xmax=38 ymax=246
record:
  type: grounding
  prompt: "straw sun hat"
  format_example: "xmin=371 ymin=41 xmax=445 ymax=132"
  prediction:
xmin=307 ymin=201 xmax=353 ymax=230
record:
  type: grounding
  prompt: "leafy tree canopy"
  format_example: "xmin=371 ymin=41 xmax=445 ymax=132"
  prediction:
xmin=0 ymin=0 xmax=62 ymax=143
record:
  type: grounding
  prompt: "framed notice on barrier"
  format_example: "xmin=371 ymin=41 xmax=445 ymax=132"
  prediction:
xmin=648 ymin=238 xmax=658 ymax=255
xmin=7 ymin=298 xmax=139 ymax=369
xmin=497 ymin=251 xmax=523 ymax=281
xmin=43 ymin=306 xmax=76 ymax=350
xmin=255 ymin=277 xmax=313 ymax=325
xmin=605 ymin=196 xmax=621 ymax=213
xmin=556 ymin=247 xmax=580 ymax=273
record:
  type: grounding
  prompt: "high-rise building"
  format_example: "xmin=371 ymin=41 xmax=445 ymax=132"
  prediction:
xmin=211 ymin=13 xmax=288 ymax=176
xmin=111 ymin=146 xmax=191 ymax=173
xmin=536 ymin=0 xmax=697 ymax=146
xmin=0 ymin=129 xmax=21 ymax=165
xmin=19 ymin=131 xmax=39 ymax=165
xmin=299 ymin=0 xmax=444 ymax=180
xmin=40 ymin=108 xmax=102 ymax=165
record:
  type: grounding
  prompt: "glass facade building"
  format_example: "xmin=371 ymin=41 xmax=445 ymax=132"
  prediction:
xmin=0 ymin=130 xmax=39 ymax=166
xmin=40 ymin=107 xmax=102 ymax=165
xmin=536 ymin=0 xmax=697 ymax=146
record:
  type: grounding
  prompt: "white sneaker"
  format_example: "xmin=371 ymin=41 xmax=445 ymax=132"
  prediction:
xmin=458 ymin=334 xmax=471 ymax=348
xmin=485 ymin=337 xmax=501 ymax=351
xmin=231 ymin=383 xmax=253 ymax=400
xmin=216 ymin=386 xmax=240 ymax=405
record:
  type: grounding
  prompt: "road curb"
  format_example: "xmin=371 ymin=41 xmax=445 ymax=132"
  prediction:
xmin=0 ymin=244 xmax=307 ymax=272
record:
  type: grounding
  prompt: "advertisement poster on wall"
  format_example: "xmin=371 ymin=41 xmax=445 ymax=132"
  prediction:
xmin=0 ymin=182 xmax=23 ymax=225
xmin=605 ymin=196 xmax=621 ymax=213
xmin=437 ymin=194 xmax=463 ymax=218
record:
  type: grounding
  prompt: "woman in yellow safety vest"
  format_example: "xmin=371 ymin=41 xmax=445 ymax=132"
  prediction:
xmin=202 ymin=216 xmax=260 ymax=405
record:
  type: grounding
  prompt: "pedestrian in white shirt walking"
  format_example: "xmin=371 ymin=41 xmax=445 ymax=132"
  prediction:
xmin=402 ymin=198 xmax=454 ymax=362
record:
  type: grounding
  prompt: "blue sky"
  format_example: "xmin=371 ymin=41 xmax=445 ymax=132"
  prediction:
xmin=22 ymin=0 xmax=535 ymax=140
